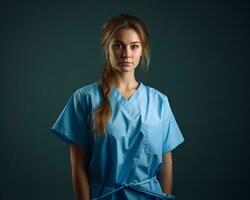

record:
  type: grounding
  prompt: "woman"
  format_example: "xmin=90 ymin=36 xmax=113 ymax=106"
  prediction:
xmin=51 ymin=13 xmax=184 ymax=200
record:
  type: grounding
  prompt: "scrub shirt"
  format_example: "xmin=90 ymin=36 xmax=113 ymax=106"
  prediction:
xmin=50 ymin=81 xmax=184 ymax=200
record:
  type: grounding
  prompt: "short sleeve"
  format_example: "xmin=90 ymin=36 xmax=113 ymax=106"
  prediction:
xmin=50 ymin=89 xmax=91 ymax=151
xmin=162 ymin=97 xmax=184 ymax=154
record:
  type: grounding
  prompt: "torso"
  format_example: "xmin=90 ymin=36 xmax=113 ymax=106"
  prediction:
xmin=74 ymin=81 xmax=184 ymax=199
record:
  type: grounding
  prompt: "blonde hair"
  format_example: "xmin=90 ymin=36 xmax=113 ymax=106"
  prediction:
xmin=92 ymin=13 xmax=150 ymax=136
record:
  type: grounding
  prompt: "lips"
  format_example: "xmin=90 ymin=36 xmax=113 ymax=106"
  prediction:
xmin=121 ymin=61 xmax=132 ymax=64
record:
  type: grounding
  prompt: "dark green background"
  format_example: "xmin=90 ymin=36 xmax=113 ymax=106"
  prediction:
xmin=1 ymin=0 xmax=249 ymax=199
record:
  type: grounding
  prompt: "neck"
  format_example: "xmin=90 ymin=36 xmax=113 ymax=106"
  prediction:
xmin=115 ymin=71 xmax=138 ymax=90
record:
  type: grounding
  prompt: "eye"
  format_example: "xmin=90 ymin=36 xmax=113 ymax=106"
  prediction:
xmin=131 ymin=45 xmax=139 ymax=49
xmin=113 ymin=43 xmax=123 ymax=49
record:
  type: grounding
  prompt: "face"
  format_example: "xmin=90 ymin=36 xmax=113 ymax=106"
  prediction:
xmin=108 ymin=28 xmax=142 ymax=73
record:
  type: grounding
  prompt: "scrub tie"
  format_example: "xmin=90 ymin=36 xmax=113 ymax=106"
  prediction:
xmin=92 ymin=176 xmax=175 ymax=200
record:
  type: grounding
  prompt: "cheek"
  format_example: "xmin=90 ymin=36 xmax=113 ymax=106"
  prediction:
xmin=110 ymin=50 xmax=121 ymax=60
xmin=109 ymin=53 xmax=121 ymax=68
xmin=114 ymin=49 xmax=122 ymax=57
xmin=135 ymin=51 xmax=142 ymax=60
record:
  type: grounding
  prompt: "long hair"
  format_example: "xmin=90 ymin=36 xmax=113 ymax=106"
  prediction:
xmin=92 ymin=13 xmax=150 ymax=136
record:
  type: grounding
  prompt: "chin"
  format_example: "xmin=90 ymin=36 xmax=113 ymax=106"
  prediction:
xmin=120 ymin=66 xmax=136 ymax=72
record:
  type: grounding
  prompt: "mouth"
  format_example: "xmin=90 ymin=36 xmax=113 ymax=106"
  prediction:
xmin=120 ymin=62 xmax=133 ymax=65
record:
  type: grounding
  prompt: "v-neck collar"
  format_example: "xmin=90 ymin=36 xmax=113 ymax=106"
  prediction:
xmin=110 ymin=81 xmax=143 ymax=104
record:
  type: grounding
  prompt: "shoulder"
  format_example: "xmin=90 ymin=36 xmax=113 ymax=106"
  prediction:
xmin=72 ymin=82 xmax=103 ymax=109
xmin=142 ymin=83 xmax=170 ymax=105
xmin=74 ymin=81 xmax=101 ymax=97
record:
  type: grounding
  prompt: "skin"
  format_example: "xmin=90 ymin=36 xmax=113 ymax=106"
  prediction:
xmin=70 ymin=28 xmax=173 ymax=200
xmin=70 ymin=143 xmax=90 ymax=200
xmin=158 ymin=152 xmax=174 ymax=194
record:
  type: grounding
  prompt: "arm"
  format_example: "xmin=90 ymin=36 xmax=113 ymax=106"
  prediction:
xmin=70 ymin=143 xmax=91 ymax=200
xmin=158 ymin=152 xmax=173 ymax=194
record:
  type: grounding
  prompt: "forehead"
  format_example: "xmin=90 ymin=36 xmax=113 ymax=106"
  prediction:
xmin=112 ymin=28 xmax=141 ymax=43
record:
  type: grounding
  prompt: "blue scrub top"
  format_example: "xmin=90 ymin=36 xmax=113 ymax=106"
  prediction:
xmin=50 ymin=81 xmax=184 ymax=200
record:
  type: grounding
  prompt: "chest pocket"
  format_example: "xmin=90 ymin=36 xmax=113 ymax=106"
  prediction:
xmin=144 ymin=122 xmax=163 ymax=156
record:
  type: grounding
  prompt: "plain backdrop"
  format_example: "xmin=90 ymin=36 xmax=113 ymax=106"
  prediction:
xmin=0 ymin=0 xmax=249 ymax=199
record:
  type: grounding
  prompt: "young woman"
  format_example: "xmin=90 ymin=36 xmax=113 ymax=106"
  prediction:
xmin=51 ymin=13 xmax=184 ymax=200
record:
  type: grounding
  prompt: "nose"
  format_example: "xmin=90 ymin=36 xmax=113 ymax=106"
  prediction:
xmin=122 ymin=46 xmax=131 ymax=58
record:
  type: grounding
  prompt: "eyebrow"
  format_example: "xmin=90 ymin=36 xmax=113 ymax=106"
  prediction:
xmin=113 ymin=40 xmax=141 ymax=44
